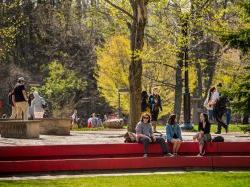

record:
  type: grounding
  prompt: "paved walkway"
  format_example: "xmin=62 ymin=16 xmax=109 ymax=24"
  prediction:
xmin=0 ymin=129 xmax=249 ymax=146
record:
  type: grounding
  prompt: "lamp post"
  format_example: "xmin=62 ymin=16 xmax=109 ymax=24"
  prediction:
xmin=181 ymin=13 xmax=193 ymax=130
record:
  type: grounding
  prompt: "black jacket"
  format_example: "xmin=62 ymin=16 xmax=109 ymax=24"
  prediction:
xmin=198 ymin=121 xmax=211 ymax=134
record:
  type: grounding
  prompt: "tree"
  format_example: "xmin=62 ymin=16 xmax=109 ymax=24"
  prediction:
xmin=0 ymin=0 xmax=26 ymax=62
xmin=96 ymin=35 xmax=130 ymax=113
xmin=103 ymin=0 xmax=150 ymax=132
xmin=220 ymin=1 xmax=250 ymax=122
xmin=40 ymin=60 xmax=87 ymax=116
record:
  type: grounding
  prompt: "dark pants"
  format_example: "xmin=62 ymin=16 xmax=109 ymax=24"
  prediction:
xmin=213 ymin=109 xmax=227 ymax=133
xmin=139 ymin=137 xmax=169 ymax=154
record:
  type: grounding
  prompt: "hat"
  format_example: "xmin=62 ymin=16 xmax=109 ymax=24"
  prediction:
xmin=18 ymin=77 xmax=25 ymax=81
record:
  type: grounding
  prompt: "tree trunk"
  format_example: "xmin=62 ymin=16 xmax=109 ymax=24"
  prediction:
xmin=174 ymin=50 xmax=183 ymax=123
xmin=127 ymin=1 xmax=147 ymax=132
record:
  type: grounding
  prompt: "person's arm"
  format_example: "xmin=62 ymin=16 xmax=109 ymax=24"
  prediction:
xmin=136 ymin=123 xmax=151 ymax=140
xmin=21 ymin=86 xmax=28 ymax=101
xmin=12 ymin=94 xmax=15 ymax=107
xmin=177 ymin=125 xmax=183 ymax=141
xmin=166 ymin=125 xmax=172 ymax=141
xmin=159 ymin=96 xmax=163 ymax=111
xmin=150 ymin=124 xmax=156 ymax=142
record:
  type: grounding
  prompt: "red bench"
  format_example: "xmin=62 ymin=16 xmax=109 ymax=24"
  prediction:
xmin=0 ymin=142 xmax=249 ymax=173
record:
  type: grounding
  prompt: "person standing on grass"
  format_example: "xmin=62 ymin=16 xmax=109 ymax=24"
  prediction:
xmin=149 ymin=87 xmax=162 ymax=133
xmin=13 ymin=77 xmax=28 ymax=120
xmin=135 ymin=112 xmax=173 ymax=158
xmin=141 ymin=91 xmax=150 ymax=113
xmin=193 ymin=113 xmax=211 ymax=156
xmin=166 ymin=114 xmax=183 ymax=156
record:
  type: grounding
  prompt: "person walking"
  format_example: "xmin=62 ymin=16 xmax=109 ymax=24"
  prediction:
xmin=214 ymin=84 xmax=228 ymax=134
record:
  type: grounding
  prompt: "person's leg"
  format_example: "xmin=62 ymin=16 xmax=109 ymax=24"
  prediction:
xmin=20 ymin=102 xmax=28 ymax=120
xmin=10 ymin=106 xmax=17 ymax=119
xmin=199 ymin=143 xmax=204 ymax=155
xmin=198 ymin=135 xmax=205 ymax=156
xmin=176 ymin=139 xmax=182 ymax=154
xmin=193 ymin=133 xmax=199 ymax=140
xmin=217 ymin=112 xmax=228 ymax=133
xmin=152 ymin=111 xmax=159 ymax=132
xmin=208 ymin=110 xmax=213 ymax=122
xmin=171 ymin=139 xmax=178 ymax=154
xmin=139 ymin=137 xmax=150 ymax=155
xmin=15 ymin=102 xmax=22 ymax=119
xmin=152 ymin=121 xmax=157 ymax=132
xmin=155 ymin=137 xmax=169 ymax=155
xmin=214 ymin=110 xmax=222 ymax=134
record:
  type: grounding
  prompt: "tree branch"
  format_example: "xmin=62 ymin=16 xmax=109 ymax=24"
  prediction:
xmin=143 ymin=74 xmax=176 ymax=89
xmin=103 ymin=0 xmax=135 ymax=20
xmin=145 ymin=61 xmax=177 ymax=70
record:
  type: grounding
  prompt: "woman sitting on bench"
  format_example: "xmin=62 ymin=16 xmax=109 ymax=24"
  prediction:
xmin=193 ymin=113 xmax=212 ymax=156
xmin=135 ymin=112 xmax=173 ymax=157
xmin=166 ymin=114 xmax=183 ymax=156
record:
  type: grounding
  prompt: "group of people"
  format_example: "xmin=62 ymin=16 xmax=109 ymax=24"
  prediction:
xmin=8 ymin=77 xmax=46 ymax=120
xmin=136 ymin=112 xmax=210 ymax=157
xmin=71 ymin=110 xmax=103 ymax=128
xmin=136 ymin=84 xmax=230 ymax=157
xmin=204 ymin=83 xmax=229 ymax=134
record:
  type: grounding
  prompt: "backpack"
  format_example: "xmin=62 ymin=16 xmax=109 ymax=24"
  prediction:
xmin=124 ymin=132 xmax=137 ymax=143
xmin=214 ymin=96 xmax=228 ymax=113
xmin=212 ymin=136 xmax=224 ymax=142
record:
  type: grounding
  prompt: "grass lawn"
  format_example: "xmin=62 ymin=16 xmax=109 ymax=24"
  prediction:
xmin=0 ymin=172 xmax=249 ymax=187
xmin=72 ymin=124 xmax=247 ymax=133
xmin=157 ymin=124 xmax=246 ymax=133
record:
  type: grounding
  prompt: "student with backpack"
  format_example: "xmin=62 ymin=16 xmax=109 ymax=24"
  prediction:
xmin=213 ymin=84 xmax=228 ymax=134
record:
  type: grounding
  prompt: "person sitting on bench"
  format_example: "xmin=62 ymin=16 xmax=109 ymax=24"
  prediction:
xmin=135 ymin=112 xmax=173 ymax=157
xmin=193 ymin=113 xmax=212 ymax=156
xmin=166 ymin=114 xmax=183 ymax=156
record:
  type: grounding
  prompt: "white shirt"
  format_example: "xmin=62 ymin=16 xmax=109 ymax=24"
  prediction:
xmin=204 ymin=91 xmax=219 ymax=110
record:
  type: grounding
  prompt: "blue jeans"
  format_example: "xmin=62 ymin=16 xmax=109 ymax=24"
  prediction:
xmin=208 ymin=110 xmax=213 ymax=121
xmin=226 ymin=111 xmax=231 ymax=125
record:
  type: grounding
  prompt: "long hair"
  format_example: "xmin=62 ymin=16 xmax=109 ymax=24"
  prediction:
xmin=208 ymin=87 xmax=216 ymax=101
xmin=168 ymin=114 xmax=176 ymax=125
xmin=201 ymin=113 xmax=210 ymax=124
xmin=140 ymin=112 xmax=151 ymax=123
xmin=141 ymin=91 xmax=148 ymax=100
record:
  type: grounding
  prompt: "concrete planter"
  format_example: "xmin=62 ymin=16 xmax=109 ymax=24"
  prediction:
xmin=39 ymin=118 xmax=71 ymax=135
xmin=0 ymin=120 xmax=40 ymax=139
